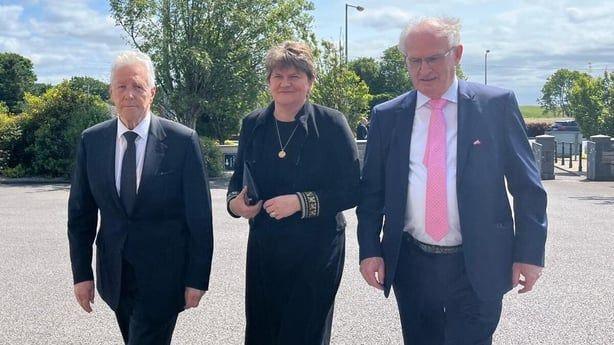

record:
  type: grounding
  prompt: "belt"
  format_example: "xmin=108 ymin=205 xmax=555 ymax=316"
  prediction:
xmin=404 ymin=232 xmax=462 ymax=254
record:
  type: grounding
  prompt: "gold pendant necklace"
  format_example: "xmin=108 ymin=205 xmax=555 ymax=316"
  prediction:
xmin=275 ymin=118 xmax=300 ymax=159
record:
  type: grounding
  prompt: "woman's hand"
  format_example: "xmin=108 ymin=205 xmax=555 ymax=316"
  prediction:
xmin=263 ymin=194 xmax=301 ymax=220
xmin=229 ymin=187 xmax=262 ymax=219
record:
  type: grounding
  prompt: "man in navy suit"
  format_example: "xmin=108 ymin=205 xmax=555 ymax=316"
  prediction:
xmin=68 ymin=51 xmax=213 ymax=344
xmin=357 ymin=17 xmax=547 ymax=344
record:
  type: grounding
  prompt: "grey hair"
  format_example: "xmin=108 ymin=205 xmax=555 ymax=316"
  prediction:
xmin=398 ymin=17 xmax=462 ymax=55
xmin=110 ymin=51 xmax=156 ymax=88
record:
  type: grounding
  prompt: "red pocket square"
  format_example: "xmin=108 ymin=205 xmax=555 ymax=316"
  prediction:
xmin=473 ymin=139 xmax=481 ymax=146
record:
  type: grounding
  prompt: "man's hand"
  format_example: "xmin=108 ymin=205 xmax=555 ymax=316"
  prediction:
xmin=74 ymin=280 xmax=95 ymax=313
xmin=229 ymin=187 xmax=262 ymax=219
xmin=360 ymin=257 xmax=385 ymax=291
xmin=263 ymin=194 xmax=301 ymax=220
xmin=184 ymin=287 xmax=206 ymax=309
xmin=512 ymin=262 xmax=543 ymax=293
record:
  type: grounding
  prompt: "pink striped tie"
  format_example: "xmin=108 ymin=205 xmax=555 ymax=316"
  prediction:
xmin=423 ymin=99 xmax=448 ymax=242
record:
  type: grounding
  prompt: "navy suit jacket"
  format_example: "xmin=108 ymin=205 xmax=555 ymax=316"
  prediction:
xmin=356 ymin=81 xmax=547 ymax=301
xmin=68 ymin=115 xmax=214 ymax=320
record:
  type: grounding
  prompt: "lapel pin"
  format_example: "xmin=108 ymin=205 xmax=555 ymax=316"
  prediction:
xmin=473 ymin=139 xmax=481 ymax=146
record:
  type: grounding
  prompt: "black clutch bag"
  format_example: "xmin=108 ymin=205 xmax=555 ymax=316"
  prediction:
xmin=242 ymin=161 xmax=260 ymax=206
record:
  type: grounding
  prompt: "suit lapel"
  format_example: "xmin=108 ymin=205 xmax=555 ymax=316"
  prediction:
xmin=248 ymin=103 xmax=273 ymax=166
xmin=136 ymin=115 xmax=167 ymax=206
xmin=100 ymin=118 xmax=126 ymax=216
xmin=390 ymin=92 xmax=417 ymax=221
xmin=456 ymin=80 xmax=478 ymax=188
xmin=292 ymin=102 xmax=316 ymax=164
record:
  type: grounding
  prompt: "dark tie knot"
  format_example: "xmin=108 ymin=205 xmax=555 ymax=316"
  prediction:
xmin=123 ymin=131 xmax=139 ymax=144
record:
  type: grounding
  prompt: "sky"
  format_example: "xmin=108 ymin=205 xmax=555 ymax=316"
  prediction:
xmin=1 ymin=0 xmax=613 ymax=105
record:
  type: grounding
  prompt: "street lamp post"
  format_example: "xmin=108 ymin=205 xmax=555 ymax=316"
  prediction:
xmin=484 ymin=49 xmax=490 ymax=85
xmin=345 ymin=3 xmax=364 ymax=64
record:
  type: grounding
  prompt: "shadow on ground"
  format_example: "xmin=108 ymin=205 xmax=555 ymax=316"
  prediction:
xmin=569 ymin=195 xmax=614 ymax=205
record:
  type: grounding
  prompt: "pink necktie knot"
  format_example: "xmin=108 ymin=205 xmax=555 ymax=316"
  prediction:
xmin=429 ymin=98 xmax=447 ymax=111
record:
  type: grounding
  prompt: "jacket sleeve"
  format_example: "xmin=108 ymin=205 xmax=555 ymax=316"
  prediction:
xmin=182 ymin=131 xmax=214 ymax=290
xmin=226 ymin=116 xmax=250 ymax=218
xmin=355 ymin=108 xmax=386 ymax=261
xmin=296 ymin=113 xmax=360 ymax=219
xmin=502 ymin=91 xmax=548 ymax=267
xmin=67 ymin=134 xmax=99 ymax=284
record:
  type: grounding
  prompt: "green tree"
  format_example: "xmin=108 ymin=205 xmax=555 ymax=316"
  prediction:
xmin=539 ymin=69 xmax=588 ymax=117
xmin=110 ymin=0 xmax=315 ymax=143
xmin=378 ymin=46 xmax=413 ymax=97
xmin=0 ymin=53 xmax=37 ymax=113
xmin=311 ymin=41 xmax=372 ymax=131
xmin=67 ymin=76 xmax=110 ymax=101
xmin=349 ymin=57 xmax=382 ymax=94
xmin=29 ymin=83 xmax=53 ymax=96
xmin=567 ymin=72 xmax=614 ymax=137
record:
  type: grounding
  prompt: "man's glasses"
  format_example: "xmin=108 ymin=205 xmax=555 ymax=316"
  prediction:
xmin=405 ymin=46 xmax=456 ymax=70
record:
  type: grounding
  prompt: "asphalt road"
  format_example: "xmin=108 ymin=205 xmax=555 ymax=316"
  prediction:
xmin=0 ymin=172 xmax=612 ymax=344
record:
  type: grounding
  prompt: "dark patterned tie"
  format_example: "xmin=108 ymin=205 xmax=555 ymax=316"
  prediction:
xmin=120 ymin=131 xmax=138 ymax=215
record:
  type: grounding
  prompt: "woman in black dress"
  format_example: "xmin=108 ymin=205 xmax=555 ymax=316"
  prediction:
xmin=227 ymin=41 xmax=360 ymax=345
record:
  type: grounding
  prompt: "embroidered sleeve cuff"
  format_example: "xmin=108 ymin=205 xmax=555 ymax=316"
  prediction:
xmin=226 ymin=191 xmax=241 ymax=218
xmin=296 ymin=191 xmax=320 ymax=219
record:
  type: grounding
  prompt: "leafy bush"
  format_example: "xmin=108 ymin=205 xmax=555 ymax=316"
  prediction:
xmin=29 ymin=84 xmax=110 ymax=176
xmin=199 ymin=136 xmax=223 ymax=178
xmin=2 ymin=164 xmax=27 ymax=178
xmin=526 ymin=122 xmax=551 ymax=137
xmin=370 ymin=93 xmax=396 ymax=108
xmin=7 ymin=83 xmax=111 ymax=177
xmin=0 ymin=111 xmax=21 ymax=172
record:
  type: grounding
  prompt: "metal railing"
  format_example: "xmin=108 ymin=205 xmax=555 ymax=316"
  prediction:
xmin=554 ymin=141 xmax=583 ymax=172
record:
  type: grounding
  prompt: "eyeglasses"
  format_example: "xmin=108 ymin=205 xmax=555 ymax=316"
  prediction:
xmin=405 ymin=46 xmax=456 ymax=69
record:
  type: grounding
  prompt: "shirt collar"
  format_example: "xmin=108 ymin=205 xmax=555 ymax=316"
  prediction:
xmin=117 ymin=111 xmax=151 ymax=140
xmin=416 ymin=77 xmax=459 ymax=109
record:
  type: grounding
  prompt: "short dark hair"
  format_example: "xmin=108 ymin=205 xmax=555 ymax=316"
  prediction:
xmin=265 ymin=41 xmax=316 ymax=82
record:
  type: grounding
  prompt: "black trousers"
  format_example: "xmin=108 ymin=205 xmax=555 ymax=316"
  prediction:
xmin=393 ymin=236 xmax=502 ymax=345
xmin=244 ymin=226 xmax=345 ymax=345
xmin=115 ymin=260 xmax=178 ymax=345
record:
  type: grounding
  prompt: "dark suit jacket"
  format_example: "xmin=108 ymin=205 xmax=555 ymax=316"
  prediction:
xmin=68 ymin=115 xmax=213 ymax=319
xmin=227 ymin=102 xmax=360 ymax=230
xmin=357 ymin=81 xmax=547 ymax=301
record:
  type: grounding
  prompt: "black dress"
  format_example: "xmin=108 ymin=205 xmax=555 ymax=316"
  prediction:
xmin=227 ymin=102 xmax=360 ymax=345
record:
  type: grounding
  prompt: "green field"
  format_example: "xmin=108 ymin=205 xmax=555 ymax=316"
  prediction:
xmin=519 ymin=105 xmax=563 ymax=124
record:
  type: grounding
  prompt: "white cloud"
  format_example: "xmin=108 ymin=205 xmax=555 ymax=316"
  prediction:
xmin=351 ymin=6 xmax=415 ymax=31
xmin=0 ymin=5 xmax=23 ymax=31
xmin=0 ymin=5 xmax=30 ymax=38
xmin=565 ymin=4 xmax=614 ymax=23
xmin=0 ymin=0 xmax=130 ymax=84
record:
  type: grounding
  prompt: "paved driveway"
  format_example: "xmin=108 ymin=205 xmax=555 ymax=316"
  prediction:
xmin=0 ymin=173 xmax=612 ymax=344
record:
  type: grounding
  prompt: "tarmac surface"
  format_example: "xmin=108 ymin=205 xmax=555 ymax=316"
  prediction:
xmin=0 ymin=173 xmax=613 ymax=344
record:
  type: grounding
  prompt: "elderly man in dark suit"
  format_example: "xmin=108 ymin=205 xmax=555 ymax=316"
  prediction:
xmin=68 ymin=51 xmax=213 ymax=345
xmin=357 ymin=17 xmax=547 ymax=344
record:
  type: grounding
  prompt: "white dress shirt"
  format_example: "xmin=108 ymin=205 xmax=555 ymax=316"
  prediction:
xmin=404 ymin=78 xmax=462 ymax=246
xmin=115 ymin=113 xmax=151 ymax=194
